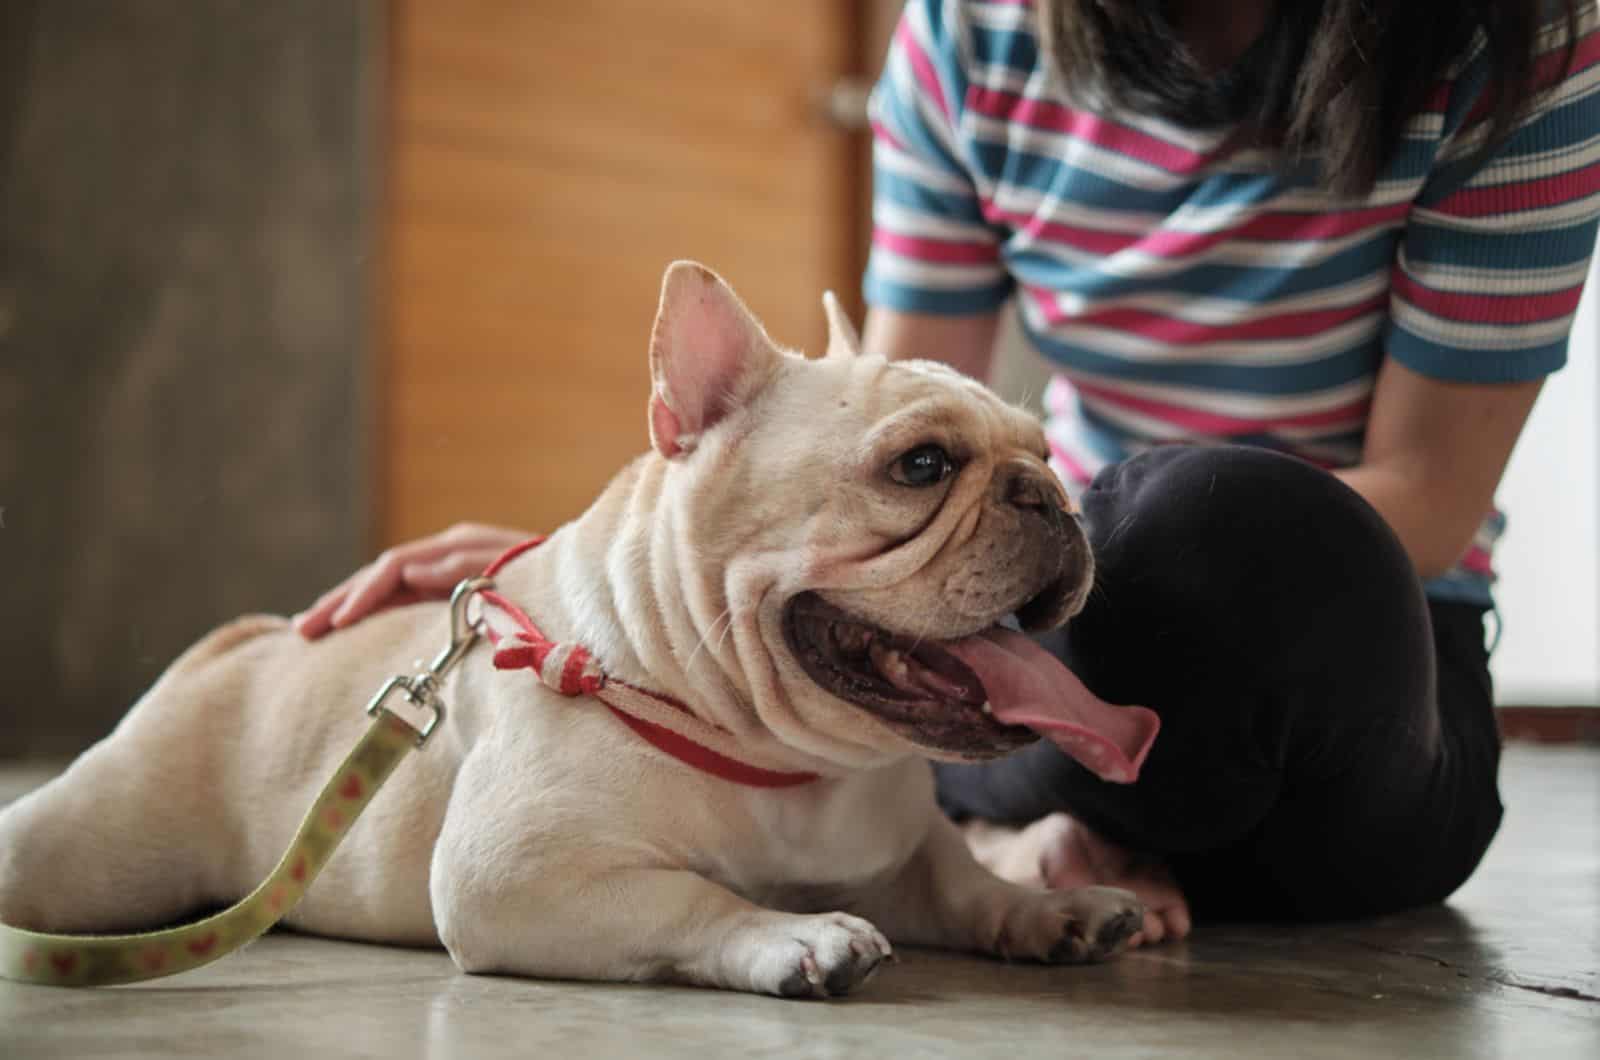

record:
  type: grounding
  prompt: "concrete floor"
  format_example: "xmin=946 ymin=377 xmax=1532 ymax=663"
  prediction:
xmin=1 ymin=745 xmax=1595 ymax=1059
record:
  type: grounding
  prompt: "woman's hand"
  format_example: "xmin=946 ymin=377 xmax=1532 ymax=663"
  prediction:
xmin=292 ymin=522 xmax=530 ymax=640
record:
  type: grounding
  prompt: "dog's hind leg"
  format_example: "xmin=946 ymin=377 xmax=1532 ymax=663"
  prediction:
xmin=0 ymin=617 xmax=278 ymax=933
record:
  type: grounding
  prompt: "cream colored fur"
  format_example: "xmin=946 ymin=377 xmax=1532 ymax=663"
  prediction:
xmin=0 ymin=263 xmax=1141 ymax=997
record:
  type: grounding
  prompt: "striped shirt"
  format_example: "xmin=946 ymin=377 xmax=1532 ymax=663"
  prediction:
xmin=864 ymin=0 xmax=1600 ymax=605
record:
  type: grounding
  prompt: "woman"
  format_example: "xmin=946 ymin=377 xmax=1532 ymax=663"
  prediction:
xmin=298 ymin=0 xmax=1599 ymax=946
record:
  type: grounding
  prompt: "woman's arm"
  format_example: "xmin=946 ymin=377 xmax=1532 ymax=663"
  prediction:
xmin=862 ymin=306 xmax=1002 ymax=379
xmin=1336 ymin=358 xmax=1542 ymax=580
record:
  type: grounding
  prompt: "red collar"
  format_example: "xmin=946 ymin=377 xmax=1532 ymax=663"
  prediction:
xmin=479 ymin=537 xmax=819 ymax=790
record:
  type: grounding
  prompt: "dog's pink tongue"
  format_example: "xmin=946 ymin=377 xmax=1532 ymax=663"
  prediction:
xmin=947 ymin=629 xmax=1160 ymax=784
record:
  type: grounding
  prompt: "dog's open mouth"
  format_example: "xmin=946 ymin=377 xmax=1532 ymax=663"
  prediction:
xmin=783 ymin=592 xmax=1160 ymax=780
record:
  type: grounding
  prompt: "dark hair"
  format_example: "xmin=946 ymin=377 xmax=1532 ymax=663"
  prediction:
xmin=1037 ymin=0 xmax=1584 ymax=196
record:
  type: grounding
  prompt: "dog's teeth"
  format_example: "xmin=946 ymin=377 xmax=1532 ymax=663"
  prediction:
xmin=868 ymin=641 xmax=911 ymax=684
xmin=981 ymin=701 xmax=993 ymax=715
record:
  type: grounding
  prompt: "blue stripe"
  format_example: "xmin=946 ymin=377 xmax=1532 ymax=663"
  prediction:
xmin=1001 ymin=230 xmax=1402 ymax=303
xmin=1023 ymin=321 xmax=1385 ymax=393
xmin=862 ymin=270 xmax=1013 ymax=315
xmin=873 ymin=166 xmax=991 ymax=226
xmin=1402 ymin=219 xmax=1600 ymax=270
xmin=1385 ymin=323 xmax=1571 ymax=382
xmin=966 ymin=17 xmax=1039 ymax=72
xmin=1422 ymin=572 xmax=1495 ymax=607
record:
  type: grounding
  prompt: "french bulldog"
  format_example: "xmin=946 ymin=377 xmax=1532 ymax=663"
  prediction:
xmin=0 ymin=262 xmax=1160 ymax=997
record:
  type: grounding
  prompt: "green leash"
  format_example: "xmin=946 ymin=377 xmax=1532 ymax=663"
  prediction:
xmin=0 ymin=577 xmax=491 ymax=988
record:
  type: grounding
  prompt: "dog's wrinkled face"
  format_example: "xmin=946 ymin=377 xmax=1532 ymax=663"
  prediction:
xmin=774 ymin=357 xmax=1091 ymax=759
xmin=647 ymin=263 xmax=1093 ymax=766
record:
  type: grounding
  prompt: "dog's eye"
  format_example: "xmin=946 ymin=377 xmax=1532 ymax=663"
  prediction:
xmin=890 ymin=444 xmax=956 ymax=488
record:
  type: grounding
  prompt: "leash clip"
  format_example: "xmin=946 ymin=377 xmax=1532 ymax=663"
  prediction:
xmin=366 ymin=576 xmax=494 ymax=747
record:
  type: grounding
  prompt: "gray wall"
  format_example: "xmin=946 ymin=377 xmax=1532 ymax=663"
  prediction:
xmin=0 ymin=2 xmax=377 ymax=757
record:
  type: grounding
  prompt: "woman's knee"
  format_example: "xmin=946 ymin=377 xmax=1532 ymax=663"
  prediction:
xmin=1071 ymin=445 xmax=1430 ymax=685
xmin=1082 ymin=445 xmax=1416 ymax=596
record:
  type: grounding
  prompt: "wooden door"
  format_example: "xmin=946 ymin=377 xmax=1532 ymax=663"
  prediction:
xmin=380 ymin=0 xmax=874 ymax=545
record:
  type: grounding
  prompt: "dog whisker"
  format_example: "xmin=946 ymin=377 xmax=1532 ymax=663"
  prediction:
xmin=1101 ymin=513 xmax=1136 ymax=550
xmin=685 ymin=607 xmax=733 ymax=671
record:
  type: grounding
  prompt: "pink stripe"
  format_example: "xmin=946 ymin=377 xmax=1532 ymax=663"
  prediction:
xmin=1046 ymin=438 xmax=1094 ymax=486
xmin=991 ymin=206 xmax=1134 ymax=255
xmin=898 ymin=20 xmax=950 ymax=119
xmin=1392 ymin=271 xmax=1587 ymax=325
xmin=873 ymin=229 xmax=999 ymax=265
xmin=968 ymin=87 xmax=1208 ymax=171
xmin=1030 ymin=289 xmax=1386 ymax=343
xmin=1459 ymin=545 xmax=1494 ymax=576
xmin=984 ymin=200 xmax=1407 ymax=261
xmin=1073 ymin=380 xmax=1372 ymax=435
xmin=870 ymin=117 xmax=909 ymax=154
xmin=1436 ymin=164 xmax=1600 ymax=219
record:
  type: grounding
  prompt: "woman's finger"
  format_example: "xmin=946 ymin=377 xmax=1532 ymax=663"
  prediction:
xmin=329 ymin=551 xmax=408 ymax=629
xmin=293 ymin=579 xmax=362 ymax=639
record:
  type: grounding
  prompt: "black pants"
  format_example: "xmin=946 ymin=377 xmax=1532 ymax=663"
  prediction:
xmin=935 ymin=445 xmax=1504 ymax=922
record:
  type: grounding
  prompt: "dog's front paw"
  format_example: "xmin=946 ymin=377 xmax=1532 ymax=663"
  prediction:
xmin=735 ymin=911 xmax=893 ymax=999
xmin=994 ymin=885 xmax=1143 ymax=964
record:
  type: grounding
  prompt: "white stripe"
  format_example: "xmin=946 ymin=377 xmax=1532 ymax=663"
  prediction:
xmin=986 ymin=181 xmax=1170 ymax=234
xmin=871 ymin=252 xmax=1007 ymax=290
xmin=1390 ymin=299 xmax=1577 ymax=348
xmin=873 ymin=199 xmax=998 ymax=242
xmin=968 ymin=1 xmax=1032 ymax=31
xmin=873 ymin=136 xmax=979 ymax=196
xmin=1405 ymin=256 xmax=1594 ymax=294
xmin=1402 ymin=113 xmax=1448 ymax=140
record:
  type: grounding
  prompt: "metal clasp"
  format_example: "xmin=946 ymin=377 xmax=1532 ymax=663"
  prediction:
xmin=366 ymin=576 xmax=493 ymax=747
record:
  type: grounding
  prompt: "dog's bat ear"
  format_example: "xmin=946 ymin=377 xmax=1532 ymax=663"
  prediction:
xmin=648 ymin=261 xmax=781 ymax=459
xmin=821 ymin=291 xmax=860 ymax=361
